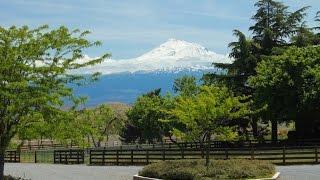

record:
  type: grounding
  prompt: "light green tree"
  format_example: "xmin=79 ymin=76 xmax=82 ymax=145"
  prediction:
xmin=0 ymin=25 xmax=110 ymax=179
xmin=166 ymin=85 xmax=257 ymax=166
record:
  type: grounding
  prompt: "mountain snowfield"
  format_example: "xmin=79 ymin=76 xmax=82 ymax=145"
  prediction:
xmin=73 ymin=39 xmax=232 ymax=74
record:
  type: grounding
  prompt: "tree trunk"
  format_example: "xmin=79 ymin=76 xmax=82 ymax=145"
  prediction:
xmin=205 ymin=133 xmax=211 ymax=169
xmin=271 ymin=119 xmax=278 ymax=144
xmin=0 ymin=148 xmax=5 ymax=180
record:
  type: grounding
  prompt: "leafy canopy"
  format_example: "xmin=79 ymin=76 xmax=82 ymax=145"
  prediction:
xmin=0 ymin=25 xmax=110 ymax=149
xmin=167 ymin=86 xmax=257 ymax=142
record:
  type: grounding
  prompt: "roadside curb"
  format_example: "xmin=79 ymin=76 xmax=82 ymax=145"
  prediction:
xmin=133 ymin=172 xmax=280 ymax=180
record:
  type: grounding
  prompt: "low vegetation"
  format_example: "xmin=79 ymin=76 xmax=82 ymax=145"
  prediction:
xmin=4 ymin=175 xmax=29 ymax=180
xmin=139 ymin=159 xmax=275 ymax=180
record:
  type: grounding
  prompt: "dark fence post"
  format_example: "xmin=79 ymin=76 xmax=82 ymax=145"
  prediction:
xmin=116 ymin=149 xmax=119 ymax=165
xmin=225 ymin=148 xmax=229 ymax=160
xmin=316 ymin=146 xmax=318 ymax=163
xmin=77 ymin=150 xmax=80 ymax=164
xmin=162 ymin=149 xmax=165 ymax=161
xmin=65 ymin=150 xmax=68 ymax=164
xmin=131 ymin=150 xmax=134 ymax=164
xmin=181 ymin=148 xmax=184 ymax=159
xmin=146 ymin=149 xmax=149 ymax=164
xmin=282 ymin=146 xmax=286 ymax=164
xmin=103 ymin=147 xmax=106 ymax=165
xmin=89 ymin=150 xmax=92 ymax=165
xmin=35 ymin=151 xmax=37 ymax=163
xmin=251 ymin=148 xmax=255 ymax=160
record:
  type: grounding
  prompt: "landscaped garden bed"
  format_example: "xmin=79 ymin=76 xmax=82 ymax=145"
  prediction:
xmin=137 ymin=159 xmax=277 ymax=180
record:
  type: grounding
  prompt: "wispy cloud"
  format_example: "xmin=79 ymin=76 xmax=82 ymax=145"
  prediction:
xmin=1 ymin=0 xmax=319 ymax=59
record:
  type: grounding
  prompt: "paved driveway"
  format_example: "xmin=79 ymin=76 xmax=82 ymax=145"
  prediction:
xmin=5 ymin=163 xmax=320 ymax=180
xmin=277 ymin=165 xmax=320 ymax=180
xmin=4 ymin=163 xmax=143 ymax=180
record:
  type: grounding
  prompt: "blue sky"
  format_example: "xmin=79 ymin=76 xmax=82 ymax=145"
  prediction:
xmin=1 ymin=0 xmax=319 ymax=59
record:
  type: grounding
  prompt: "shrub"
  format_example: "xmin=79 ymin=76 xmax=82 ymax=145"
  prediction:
xmin=4 ymin=175 xmax=30 ymax=180
xmin=139 ymin=159 xmax=275 ymax=180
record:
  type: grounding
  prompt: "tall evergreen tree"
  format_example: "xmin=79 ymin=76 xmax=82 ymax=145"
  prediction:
xmin=204 ymin=0 xmax=309 ymax=143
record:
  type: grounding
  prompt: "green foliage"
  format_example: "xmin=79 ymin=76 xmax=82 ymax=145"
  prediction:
xmin=173 ymin=75 xmax=198 ymax=97
xmin=204 ymin=0 xmax=311 ymax=143
xmin=249 ymin=46 xmax=320 ymax=118
xmin=139 ymin=159 xmax=275 ymax=180
xmin=120 ymin=89 xmax=172 ymax=143
xmin=0 ymin=24 xmax=109 ymax=178
xmin=166 ymin=85 xmax=256 ymax=143
xmin=250 ymin=0 xmax=309 ymax=54
xmin=53 ymin=104 xmax=122 ymax=147
xmin=291 ymin=24 xmax=320 ymax=47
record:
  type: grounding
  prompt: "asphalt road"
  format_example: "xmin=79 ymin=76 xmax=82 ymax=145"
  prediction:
xmin=5 ymin=163 xmax=320 ymax=180
xmin=277 ymin=165 xmax=320 ymax=180
xmin=4 ymin=163 xmax=143 ymax=180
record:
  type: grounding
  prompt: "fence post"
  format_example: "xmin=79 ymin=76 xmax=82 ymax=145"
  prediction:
xmin=282 ymin=146 xmax=286 ymax=164
xmin=65 ymin=150 xmax=68 ymax=164
xmin=181 ymin=148 xmax=184 ymax=159
xmin=131 ymin=150 xmax=134 ymax=164
xmin=162 ymin=149 xmax=165 ymax=161
xmin=146 ymin=149 xmax=149 ymax=164
xmin=201 ymin=147 xmax=205 ymax=159
xmin=251 ymin=148 xmax=255 ymax=160
xmin=316 ymin=146 xmax=318 ymax=163
xmin=77 ymin=150 xmax=80 ymax=164
xmin=89 ymin=150 xmax=92 ymax=165
xmin=116 ymin=149 xmax=119 ymax=165
xmin=225 ymin=148 xmax=229 ymax=160
xmin=103 ymin=147 xmax=106 ymax=165
xmin=35 ymin=151 xmax=37 ymax=163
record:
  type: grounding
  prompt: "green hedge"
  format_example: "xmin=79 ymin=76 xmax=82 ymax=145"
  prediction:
xmin=139 ymin=159 xmax=275 ymax=180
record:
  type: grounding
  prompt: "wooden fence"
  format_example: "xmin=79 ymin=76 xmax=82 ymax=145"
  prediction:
xmin=53 ymin=149 xmax=84 ymax=164
xmin=89 ymin=146 xmax=320 ymax=165
xmin=5 ymin=150 xmax=20 ymax=163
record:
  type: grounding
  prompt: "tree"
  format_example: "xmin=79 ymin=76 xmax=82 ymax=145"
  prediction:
xmin=249 ymin=0 xmax=309 ymax=55
xmin=173 ymin=75 xmax=198 ymax=97
xmin=166 ymin=85 xmax=256 ymax=166
xmin=84 ymin=104 xmax=115 ymax=147
xmin=249 ymin=46 xmax=320 ymax=140
xmin=120 ymin=89 xmax=170 ymax=144
xmin=0 ymin=25 xmax=110 ymax=179
xmin=204 ymin=0 xmax=309 ymax=143
xmin=291 ymin=23 xmax=320 ymax=47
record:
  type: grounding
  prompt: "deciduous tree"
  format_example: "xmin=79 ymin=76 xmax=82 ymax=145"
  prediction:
xmin=0 ymin=25 xmax=109 ymax=179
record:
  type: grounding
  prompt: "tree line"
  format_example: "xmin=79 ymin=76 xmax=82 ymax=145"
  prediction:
xmin=121 ymin=0 xmax=320 ymax=145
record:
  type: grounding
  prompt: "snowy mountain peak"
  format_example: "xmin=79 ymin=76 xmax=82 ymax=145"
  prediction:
xmin=138 ymin=39 xmax=216 ymax=60
xmin=72 ymin=39 xmax=232 ymax=74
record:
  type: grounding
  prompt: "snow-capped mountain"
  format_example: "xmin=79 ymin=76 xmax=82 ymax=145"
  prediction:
xmin=71 ymin=39 xmax=230 ymax=106
xmin=72 ymin=39 xmax=232 ymax=74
